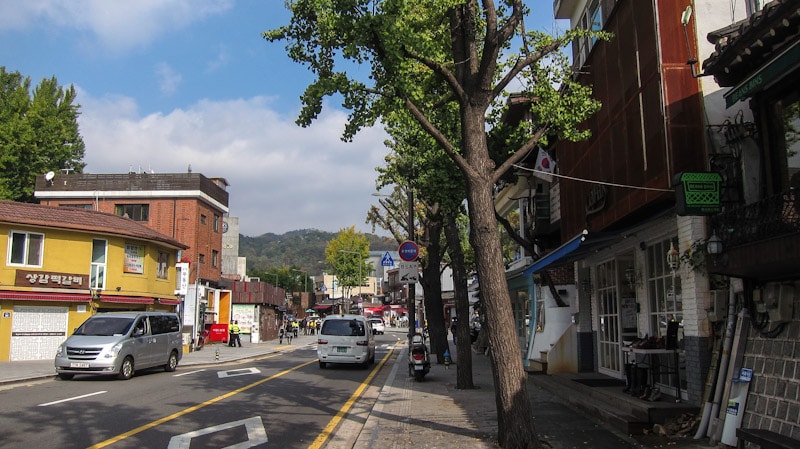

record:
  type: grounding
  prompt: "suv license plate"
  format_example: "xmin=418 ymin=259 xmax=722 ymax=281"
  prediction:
xmin=70 ymin=362 xmax=90 ymax=368
xmin=336 ymin=347 xmax=347 ymax=353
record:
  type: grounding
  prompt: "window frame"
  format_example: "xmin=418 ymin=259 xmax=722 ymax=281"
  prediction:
xmin=7 ymin=231 xmax=45 ymax=267
xmin=114 ymin=204 xmax=149 ymax=222
xmin=90 ymin=239 xmax=108 ymax=290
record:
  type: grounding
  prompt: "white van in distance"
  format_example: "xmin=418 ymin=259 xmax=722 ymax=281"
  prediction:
xmin=317 ymin=314 xmax=375 ymax=369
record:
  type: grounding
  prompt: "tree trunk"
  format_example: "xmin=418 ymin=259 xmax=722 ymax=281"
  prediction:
xmin=444 ymin=213 xmax=474 ymax=389
xmin=420 ymin=206 xmax=448 ymax=362
xmin=462 ymin=105 xmax=539 ymax=449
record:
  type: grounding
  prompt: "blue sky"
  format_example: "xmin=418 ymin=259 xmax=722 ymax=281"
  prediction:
xmin=0 ymin=1 xmax=560 ymax=237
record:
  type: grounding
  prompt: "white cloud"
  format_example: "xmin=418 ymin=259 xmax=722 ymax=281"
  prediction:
xmin=77 ymin=91 xmax=390 ymax=236
xmin=155 ymin=63 xmax=182 ymax=96
xmin=0 ymin=0 xmax=234 ymax=54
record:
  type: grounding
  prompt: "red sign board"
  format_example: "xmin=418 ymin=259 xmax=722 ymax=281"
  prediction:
xmin=208 ymin=324 xmax=230 ymax=343
xmin=398 ymin=240 xmax=419 ymax=261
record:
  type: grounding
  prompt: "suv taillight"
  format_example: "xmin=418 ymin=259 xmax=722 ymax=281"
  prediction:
xmin=318 ymin=339 xmax=328 ymax=345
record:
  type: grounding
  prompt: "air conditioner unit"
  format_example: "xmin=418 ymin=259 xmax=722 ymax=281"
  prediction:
xmin=764 ymin=283 xmax=794 ymax=324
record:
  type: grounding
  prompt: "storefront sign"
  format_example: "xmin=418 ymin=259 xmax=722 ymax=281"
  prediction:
xmin=585 ymin=184 xmax=608 ymax=216
xmin=124 ymin=244 xmax=145 ymax=274
xmin=675 ymin=172 xmax=722 ymax=215
xmin=15 ymin=270 xmax=85 ymax=289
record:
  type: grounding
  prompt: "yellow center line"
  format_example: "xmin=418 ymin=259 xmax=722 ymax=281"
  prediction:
xmin=86 ymin=359 xmax=317 ymax=449
xmin=307 ymin=345 xmax=397 ymax=449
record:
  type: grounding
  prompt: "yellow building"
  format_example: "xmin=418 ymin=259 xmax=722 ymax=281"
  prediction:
xmin=0 ymin=201 xmax=187 ymax=361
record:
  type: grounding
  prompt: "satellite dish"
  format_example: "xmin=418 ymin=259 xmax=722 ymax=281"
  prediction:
xmin=45 ymin=171 xmax=55 ymax=181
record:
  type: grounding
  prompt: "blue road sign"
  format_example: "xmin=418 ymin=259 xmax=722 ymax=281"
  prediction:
xmin=381 ymin=251 xmax=394 ymax=267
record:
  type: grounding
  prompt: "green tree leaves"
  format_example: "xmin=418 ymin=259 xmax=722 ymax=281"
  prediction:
xmin=0 ymin=67 xmax=86 ymax=202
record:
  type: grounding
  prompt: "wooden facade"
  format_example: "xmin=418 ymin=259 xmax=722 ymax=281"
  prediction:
xmin=558 ymin=0 xmax=706 ymax=239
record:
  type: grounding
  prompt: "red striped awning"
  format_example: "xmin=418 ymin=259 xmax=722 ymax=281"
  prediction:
xmin=157 ymin=298 xmax=181 ymax=305
xmin=100 ymin=296 xmax=154 ymax=304
xmin=0 ymin=291 xmax=91 ymax=302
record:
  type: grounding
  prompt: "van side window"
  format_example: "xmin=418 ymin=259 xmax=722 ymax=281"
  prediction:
xmin=150 ymin=315 xmax=180 ymax=334
xmin=132 ymin=318 xmax=147 ymax=336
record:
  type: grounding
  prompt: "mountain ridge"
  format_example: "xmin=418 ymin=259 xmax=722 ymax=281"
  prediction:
xmin=239 ymin=228 xmax=396 ymax=275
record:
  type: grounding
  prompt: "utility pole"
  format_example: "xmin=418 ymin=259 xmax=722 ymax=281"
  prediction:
xmin=407 ymin=185 xmax=415 ymax=345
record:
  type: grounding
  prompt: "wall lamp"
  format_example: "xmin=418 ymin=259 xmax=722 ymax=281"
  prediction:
xmin=667 ymin=241 xmax=680 ymax=273
xmin=707 ymin=232 xmax=723 ymax=256
xmin=90 ymin=288 xmax=102 ymax=300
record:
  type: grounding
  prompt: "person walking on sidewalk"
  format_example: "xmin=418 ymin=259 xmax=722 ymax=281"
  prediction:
xmin=229 ymin=321 xmax=242 ymax=347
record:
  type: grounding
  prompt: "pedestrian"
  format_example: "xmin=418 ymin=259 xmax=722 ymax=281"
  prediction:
xmin=292 ymin=320 xmax=299 ymax=338
xmin=285 ymin=323 xmax=293 ymax=344
xmin=230 ymin=320 xmax=242 ymax=347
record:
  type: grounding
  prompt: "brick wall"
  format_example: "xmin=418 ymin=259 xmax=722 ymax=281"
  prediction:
xmin=740 ymin=294 xmax=800 ymax=439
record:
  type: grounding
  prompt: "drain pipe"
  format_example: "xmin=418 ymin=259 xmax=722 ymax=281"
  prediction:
xmin=698 ymin=286 xmax=737 ymax=438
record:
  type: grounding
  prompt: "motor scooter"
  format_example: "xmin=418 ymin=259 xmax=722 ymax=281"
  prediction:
xmin=408 ymin=333 xmax=430 ymax=381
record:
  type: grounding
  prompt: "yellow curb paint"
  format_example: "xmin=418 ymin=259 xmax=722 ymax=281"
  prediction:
xmin=307 ymin=345 xmax=397 ymax=449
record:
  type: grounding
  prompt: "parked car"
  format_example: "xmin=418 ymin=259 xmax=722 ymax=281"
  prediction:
xmin=317 ymin=314 xmax=375 ymax=368
xmin=55 ymin=311 xmax=182 ymax=380
xmin=369 ymin=318 xmax=385 ymax=335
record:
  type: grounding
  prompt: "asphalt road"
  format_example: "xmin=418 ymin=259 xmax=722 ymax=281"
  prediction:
xmin=0 ymin=337 xmax=400 ymax=449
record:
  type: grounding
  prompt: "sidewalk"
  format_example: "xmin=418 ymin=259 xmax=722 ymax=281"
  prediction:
xmin=0 ymin=329 xmax=712 ymax=449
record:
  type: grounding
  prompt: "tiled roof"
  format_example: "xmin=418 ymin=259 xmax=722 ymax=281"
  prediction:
xmin=0 ymin=201 xmax=188 ymax=250
xmin=702 ymin=0 xmax=800 ymax=86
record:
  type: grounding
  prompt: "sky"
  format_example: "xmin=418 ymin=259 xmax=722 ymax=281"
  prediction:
xmin=0 ymin=1 xmax=559 ymax=237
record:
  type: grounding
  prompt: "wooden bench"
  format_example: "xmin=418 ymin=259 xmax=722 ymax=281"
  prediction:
xmin=736 ymin=428 xmax=800 ymax=449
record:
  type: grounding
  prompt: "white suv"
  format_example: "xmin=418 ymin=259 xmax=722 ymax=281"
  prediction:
xmin=369 ymin=318 xmax=385 ymax=335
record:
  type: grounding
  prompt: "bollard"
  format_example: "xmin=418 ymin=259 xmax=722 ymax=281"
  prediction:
xmin=215 ymin=347 xmax=220 ymax=362
xmin=444 ymin=349 xmax=452 ymax=368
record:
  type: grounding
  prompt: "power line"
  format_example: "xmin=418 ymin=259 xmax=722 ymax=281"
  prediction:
xmin=512 ymin=164 xmax=674 ymax=192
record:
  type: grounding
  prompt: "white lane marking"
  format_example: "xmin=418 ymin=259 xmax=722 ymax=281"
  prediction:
xmin=167 ymin=416 xmax=267 ymax=449
xmin=217 ymin=367 xmax=261 ymax=378
xmin=173 ymin=369 xmax=206 ymax=377
xmin=38 ymin=390 xmax=107 ymax=407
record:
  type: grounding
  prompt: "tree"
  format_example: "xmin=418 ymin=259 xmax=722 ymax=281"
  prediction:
xmin=324 ymin=226 xmax=371 ymax=302
xmin=265 ymin=3 xmax=604 ymax=447
xmin=0 ymin=67 xmax=86 ymax=201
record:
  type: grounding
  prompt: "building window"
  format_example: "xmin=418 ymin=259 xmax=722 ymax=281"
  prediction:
xmin=574 ymin=0 xmax=602 ymax=68
xmin=115 ymin=204 xmax=149 ymax=221
xmin=212 ymin=250 xmax=219 ymax=268
xmin=213 ymin=214 xmax=220 ymax=232
xmin=647 ymin=238 xmax=682 ymax=342
xmin=198 ymin=253 xmax=205 ymax=264
xmin=157 ymin=251 xmax=169 ymax=279
xmin=200 ymin=214 xmax=207 ymax=225
xmin=90 ymin=239 xmax=107 ymax=290
xmin=8 ymin=231 xmax=44 ymax=267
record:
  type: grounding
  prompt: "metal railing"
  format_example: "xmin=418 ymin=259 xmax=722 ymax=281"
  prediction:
xmin=710 ymin=190 xmax=800 ymax=247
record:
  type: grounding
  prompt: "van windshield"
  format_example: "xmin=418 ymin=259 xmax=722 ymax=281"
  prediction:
xmin=321 ymin=319 xmax=366 ymax=336
xmin=74 ymin=317 xmax=135 ymax=336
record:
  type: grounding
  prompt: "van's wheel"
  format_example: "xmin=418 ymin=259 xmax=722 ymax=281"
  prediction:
xmin=118 ymin=356 xmax=134 ymax=380
xmin=58 ymin=373 xmax=74 ymax=380
xmin=164 ymin=350 xmax=179 ymax=372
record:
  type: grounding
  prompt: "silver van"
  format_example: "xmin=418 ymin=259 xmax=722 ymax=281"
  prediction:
xmin=317 ymin=314 xmax=375 ymax=369
xmin=54 ymin=311 xmax=182 ymax=380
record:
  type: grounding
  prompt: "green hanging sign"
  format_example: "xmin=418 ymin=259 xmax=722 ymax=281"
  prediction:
xmin=675 ymin=172 xmax=722 ymax=216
